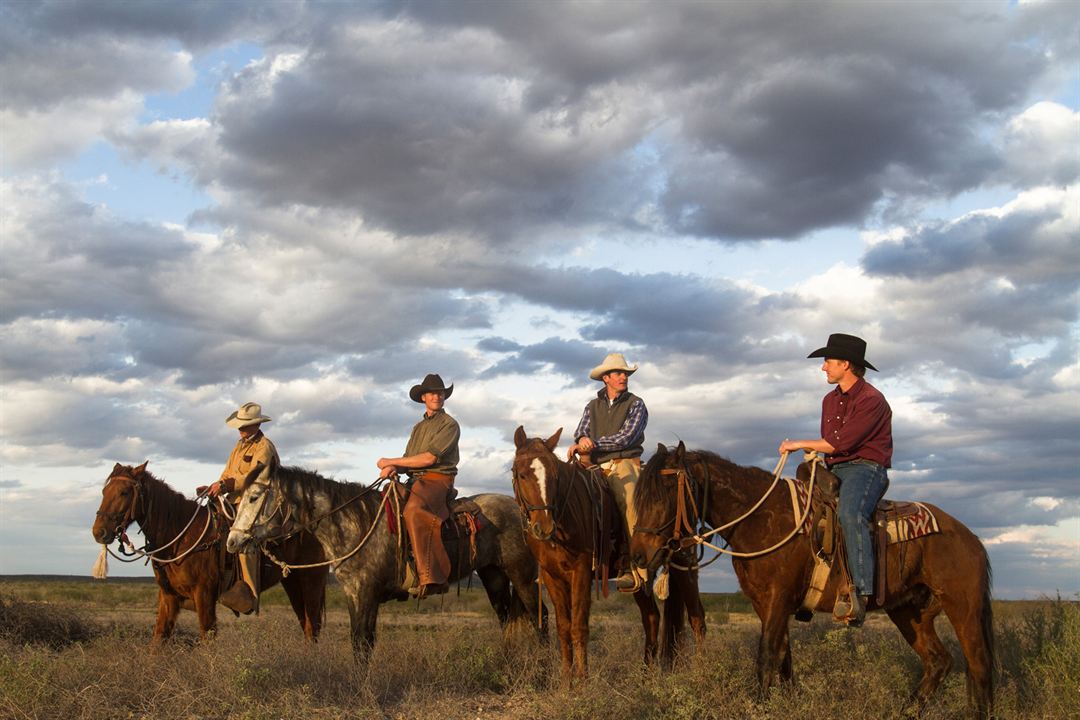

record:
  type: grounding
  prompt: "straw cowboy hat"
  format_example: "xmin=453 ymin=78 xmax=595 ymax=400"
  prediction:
xmin=225 ymin=402 xmax=272 ymax=429
xmin=409 ymin=373 xmax=454 ymax=403
xmin=589 ymin=353 xmax=638 ymax=381
xmin=807 ymin=333 xmax=879 ymax=371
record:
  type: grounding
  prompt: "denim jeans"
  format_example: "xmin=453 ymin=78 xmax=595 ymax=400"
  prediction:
xmin=832 ymin=460 xmax=890 ymax=596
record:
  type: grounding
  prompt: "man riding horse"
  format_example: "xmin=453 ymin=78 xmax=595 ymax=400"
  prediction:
xmin=376 ymin=373 xmax=460 ymax=599
xmin=566 ymin=353 xmax=649 ymax=592
xmin=202 ymin=401 xmax=279 ymax=614
xmin=779 ymin=333 xmax=892 ymax=626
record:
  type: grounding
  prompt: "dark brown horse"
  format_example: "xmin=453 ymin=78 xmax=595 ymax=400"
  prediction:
xmin=512 ymin=427 xmax=706 ymax=680
xmin=631 ymin=443 xmax=994 ymax=719
xmin=91 ymin=462 xmax=328 ymax=642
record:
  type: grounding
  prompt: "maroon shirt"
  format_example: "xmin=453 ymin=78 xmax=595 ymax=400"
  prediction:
xmin=821 ymin=378 xmax=893 ymax=468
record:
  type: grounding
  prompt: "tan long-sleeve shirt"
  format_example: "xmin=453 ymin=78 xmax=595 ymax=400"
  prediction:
xmin=219 ymin=431 xmax=279 ymax=501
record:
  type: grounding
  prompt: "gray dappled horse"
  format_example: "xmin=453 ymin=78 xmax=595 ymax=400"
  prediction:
xmin=227 ymin=466 xmax=546 ymax=660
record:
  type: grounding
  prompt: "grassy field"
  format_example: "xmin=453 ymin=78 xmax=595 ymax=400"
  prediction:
xmin=1 ymin=576 xmax=1076 ymax=720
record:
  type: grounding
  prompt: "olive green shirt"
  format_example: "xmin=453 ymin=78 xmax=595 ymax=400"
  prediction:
xmin=403 ymin=409 xmax=460 ymax=476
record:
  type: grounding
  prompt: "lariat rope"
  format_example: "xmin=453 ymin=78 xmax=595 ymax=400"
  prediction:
xmin=687 ymin=451 xmax=818 ymax=559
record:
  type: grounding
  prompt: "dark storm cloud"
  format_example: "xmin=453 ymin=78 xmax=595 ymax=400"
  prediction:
xmin=187 ymin=1 xmax=1064 ymax=243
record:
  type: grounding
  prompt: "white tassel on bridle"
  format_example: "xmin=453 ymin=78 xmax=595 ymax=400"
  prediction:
xmin=91 ymin=544 xmax=109 ymax=579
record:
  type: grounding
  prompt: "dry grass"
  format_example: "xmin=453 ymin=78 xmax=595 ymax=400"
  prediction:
xmin=0 ymin=578 xmax=1075 ymax=720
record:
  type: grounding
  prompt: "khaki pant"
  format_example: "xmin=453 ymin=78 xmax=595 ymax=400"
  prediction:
xmin=404 ymin=472 xmax=453 ymax=586
xmin=601 ymin=457 xmax=646 ymax=584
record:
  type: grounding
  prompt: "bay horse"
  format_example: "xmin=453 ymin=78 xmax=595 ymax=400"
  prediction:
xmin=512 ymin=427 xmax=706 ymax=680
xmin=631 ymin=443 xmax=995 ymax=719
xmin=91 ymin=462 xmax=328 ymax=642
xmin=226 ymin=465 xmax=547 ymax=661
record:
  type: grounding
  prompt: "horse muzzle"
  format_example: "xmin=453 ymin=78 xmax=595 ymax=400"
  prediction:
xmin=527 ymin=520 xmax=555 ymax=541
xmin=225 ymin=529 xmax=253 ymax=554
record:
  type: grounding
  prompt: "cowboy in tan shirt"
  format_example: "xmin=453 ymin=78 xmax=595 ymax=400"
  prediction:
xmin=203 ymin=401 xmax=279 ymax=614
xmin=377 ymin=374 xmax=460 ymax=599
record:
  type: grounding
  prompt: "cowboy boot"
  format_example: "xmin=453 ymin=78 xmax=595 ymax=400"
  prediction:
xmin=220 ymin=580 xmax=256 ymax=614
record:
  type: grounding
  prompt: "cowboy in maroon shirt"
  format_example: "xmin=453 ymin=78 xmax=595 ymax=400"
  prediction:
xmin=780 ymin=333 xmax=892 ymax=626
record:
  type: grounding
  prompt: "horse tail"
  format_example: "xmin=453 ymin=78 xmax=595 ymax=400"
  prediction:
xmin=980 ymin=545 xmax=996 ymax=694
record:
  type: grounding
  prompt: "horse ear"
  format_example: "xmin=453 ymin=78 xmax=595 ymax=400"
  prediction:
xmin=655 ymin=443 xmax=667 ymax=455
xmin=674 ymin=441 xmax=686 ymax=462
xmin=134 ymin=461 xmax=148 ymax=475
xmin=514 ymin=426 xmax=527 ymax=449
xmin=112 ymin=462 xmax=123 ymax=473
xmin=544 ymin=428 xmax=563 ymax=452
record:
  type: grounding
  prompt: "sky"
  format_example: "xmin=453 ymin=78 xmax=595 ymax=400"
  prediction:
xmin=1 ymin=0 xmax=1077 ymax=599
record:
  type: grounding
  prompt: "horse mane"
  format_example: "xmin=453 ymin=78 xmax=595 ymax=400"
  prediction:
xmin=276 ymin=465 xmax=379 ymax=530
xmin=125 ymin=466 xmax=201 ymax=542
xmin=637 ymin=448 xmax=776 ymax=513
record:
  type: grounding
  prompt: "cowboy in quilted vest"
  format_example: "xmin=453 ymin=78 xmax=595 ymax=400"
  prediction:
xmin=567 ymin=353 xmax=649 ymax=593
xmin=202 ymin=401 xmax=279 ymax=614
xmin=377 ymin=374 xmax=460 ymax=599
xmin=779 ymin=334 xmax=893 ymax=626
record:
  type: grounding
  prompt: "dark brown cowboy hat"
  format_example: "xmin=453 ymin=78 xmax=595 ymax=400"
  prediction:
xmin=807 ymin=333 xmax=878 ymax=371
xmin=409 ymin=373 xmax=454 ymax=403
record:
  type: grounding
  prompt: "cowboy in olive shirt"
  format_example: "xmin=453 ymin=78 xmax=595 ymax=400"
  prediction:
xmin=377 ymin=374 xmax=460 ymax=598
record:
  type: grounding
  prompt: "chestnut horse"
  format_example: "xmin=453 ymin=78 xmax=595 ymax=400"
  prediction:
xmin=92 ymin=462 xmax=328 ymax=642
xmin=226 ymin=465 xmax=547 ymax=661
xmin=631 ymin=444 xmax=994 ymax=719
xmin=512 ymin=427 xmax=706 ymax=680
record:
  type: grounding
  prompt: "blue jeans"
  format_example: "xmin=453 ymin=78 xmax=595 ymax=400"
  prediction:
xmin=832 ymin=460 xmax=889 ymax=596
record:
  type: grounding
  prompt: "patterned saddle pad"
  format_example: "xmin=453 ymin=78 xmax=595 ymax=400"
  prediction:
xmin=786 ymin=478 xmax=940 ymax=544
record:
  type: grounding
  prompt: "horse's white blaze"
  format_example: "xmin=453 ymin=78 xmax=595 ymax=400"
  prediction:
xmin=530 ymin=458 xmax=548 ymax=506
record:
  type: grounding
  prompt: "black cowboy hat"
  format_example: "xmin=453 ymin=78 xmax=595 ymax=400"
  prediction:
xmin=409 ymin=373 xmax=454 ymax=403
xmin=807 ymin=333 xmax=878 ymax=371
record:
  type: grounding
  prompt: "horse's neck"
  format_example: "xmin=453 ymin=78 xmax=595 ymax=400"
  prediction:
xmin=136 ymin=476 xmax=200 ymax=544
xmin=702 ymin=460 xmax=784 ymax=539
xmin=292 ymin=481 xmax=387 ymax=554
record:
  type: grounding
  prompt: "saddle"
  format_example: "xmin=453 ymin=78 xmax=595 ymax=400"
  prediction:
xmin=381 ymin=481 xmax=490 ymax=596
xmin=790 ymin=460 xmax=940 ymax=621
xmin=575 ymin=460 xmax=627 ymax=598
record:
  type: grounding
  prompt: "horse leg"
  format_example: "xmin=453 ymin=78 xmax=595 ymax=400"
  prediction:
xmin=194 ymin=583 xmax=218 ymax=641
xmin=543 ymin=568 xmax=575 ymax=682
xmin=569 ymin=560 xmax=593 ymax=680
xmin=345 ymin=588 xmax=380 ymax=663
xmin=887 ymin=597 xmax=952 ymax=713
xmin=476 ymin=566 xmax=513 ymax=627
xmin=778 ymin=624 xmax=793 ymax=684
xmin=754 ymin=609 xmax=791 ymax=698
xmin=304 ymin=570 xmax=328 ymax=641
xmin=678 ymin=569 xmax=707 ymax=646
xmin=153 ymin=589 xmax=180 ymax=643
xmin=502 ymin=552 xmax=548 ymax=641
xmin=633 ymin=588 xmax=660 ymax=667
xmin=939 ymin=590 xmax=995 ymax=719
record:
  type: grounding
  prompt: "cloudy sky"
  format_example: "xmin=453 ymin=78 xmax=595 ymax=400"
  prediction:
xmin=1 ymin=0 xmax=1076 ymax=599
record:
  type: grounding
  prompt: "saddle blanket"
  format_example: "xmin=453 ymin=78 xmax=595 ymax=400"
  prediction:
xmin=785 ymin=477 xmax=940 ymax=544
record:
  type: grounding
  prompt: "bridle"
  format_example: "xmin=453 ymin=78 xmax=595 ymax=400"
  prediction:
xmin=634 ymin=458 xmax=712 ymax=569
xmin=96 ymin=473 xmax=146 ymax=544
xmin=511 ymin=453 xmax=568 ymax=542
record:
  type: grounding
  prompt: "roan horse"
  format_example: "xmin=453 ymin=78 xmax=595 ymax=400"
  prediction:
xmin=631 ymin=444 xmax=995 ymax=719
xmin=92 ymin=462 xmax=328 ymax=642
xmin=226 ymin=465 xmax=547 ymax=660
xmin=512 ymin=427 xmax=706 ymax=680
